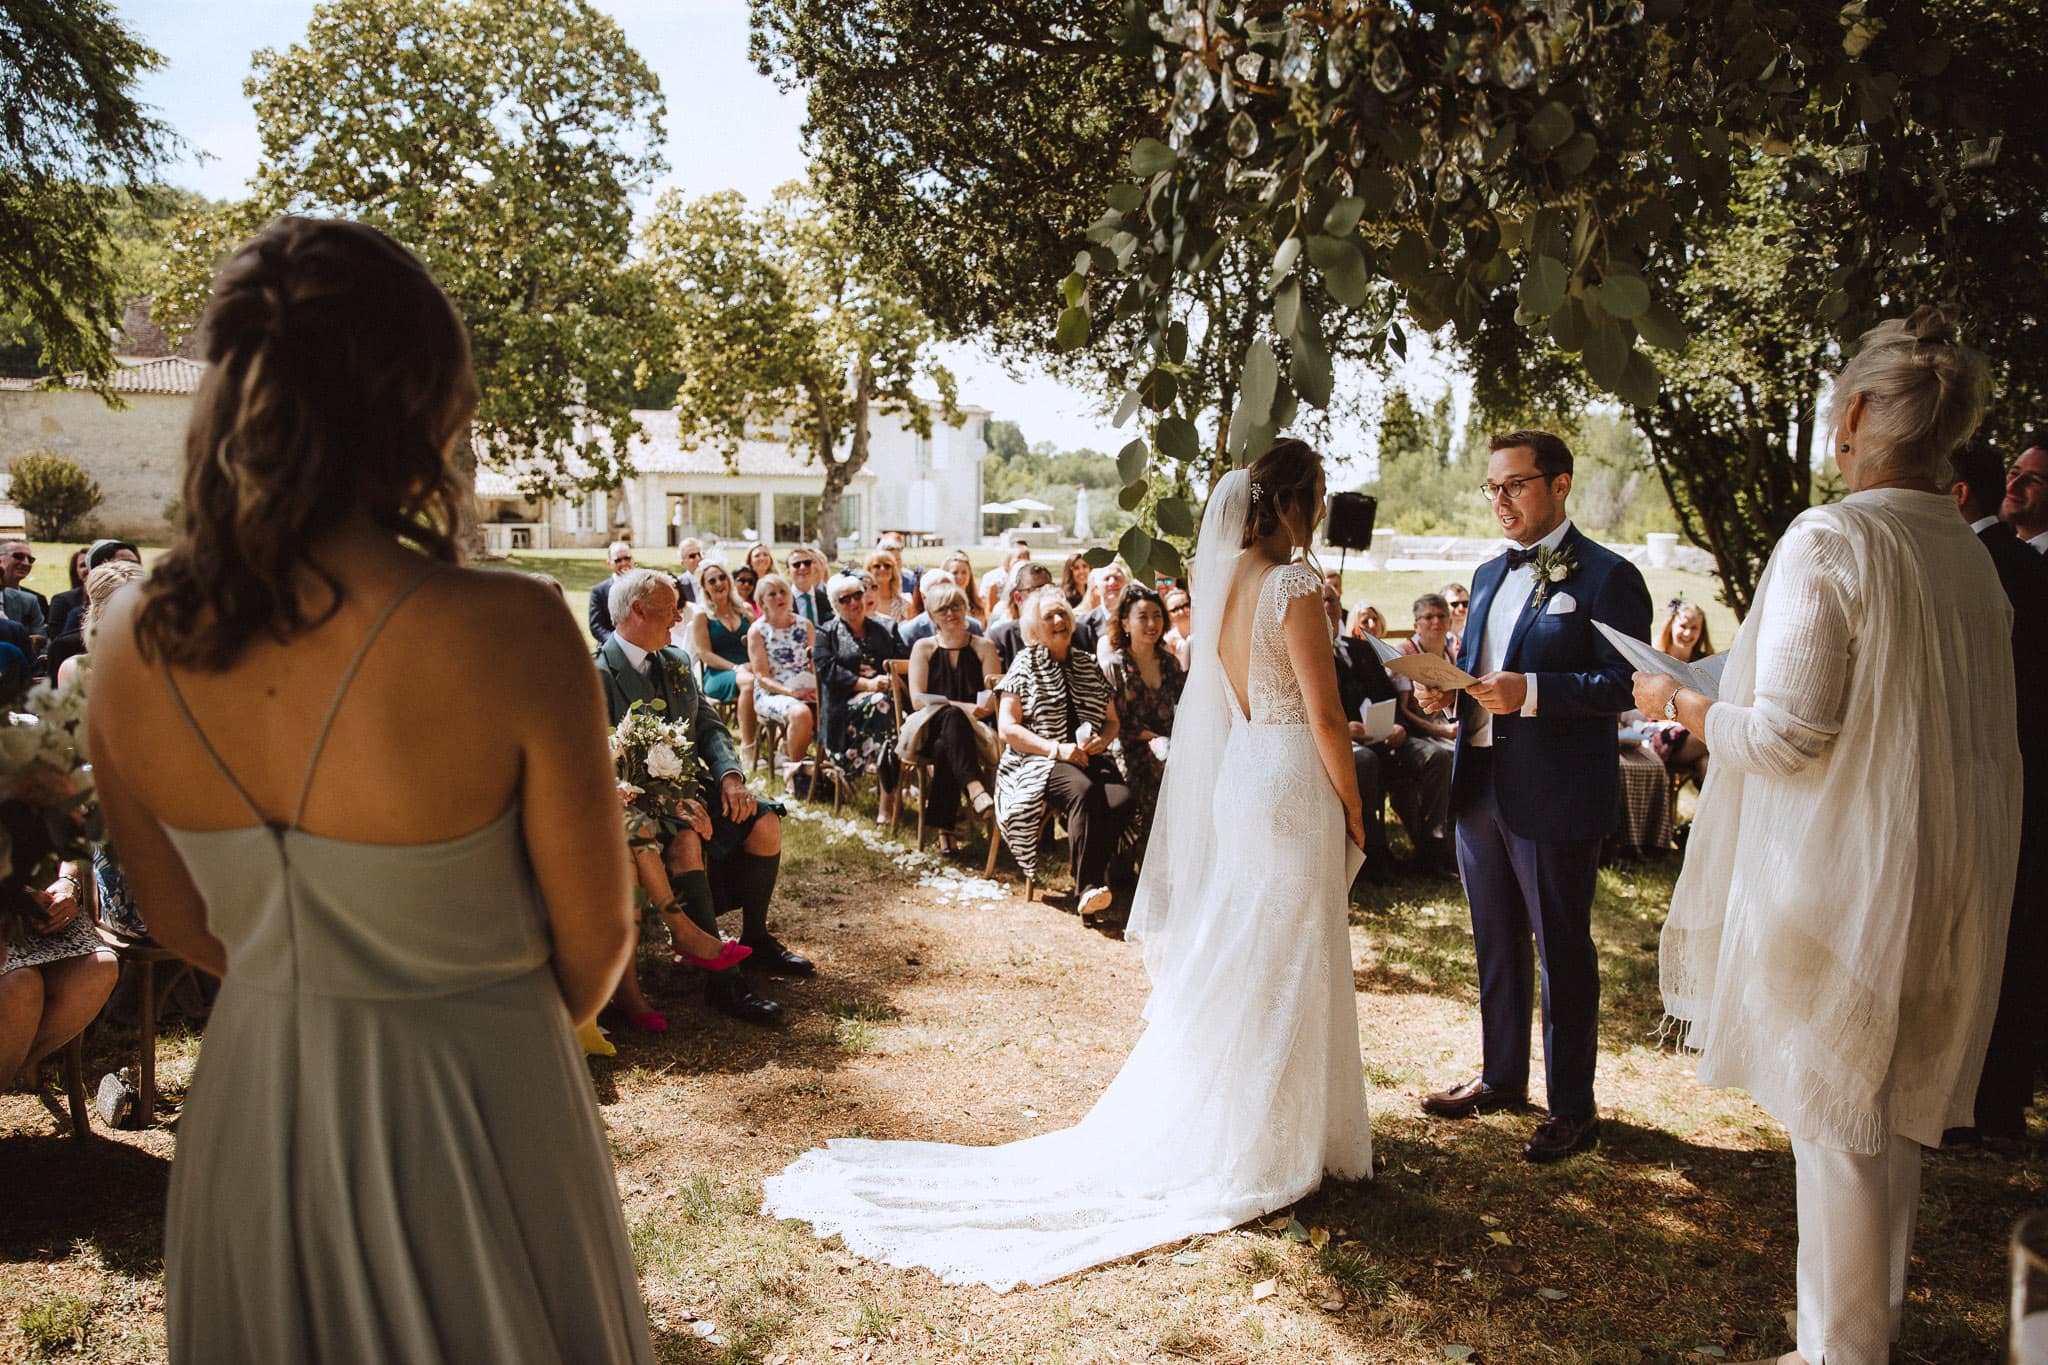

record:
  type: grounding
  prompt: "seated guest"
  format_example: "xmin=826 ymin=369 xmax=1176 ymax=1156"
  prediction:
xmin=686 ymin=561 xmax=758 ymax=759
xmin=588 ymin=540 xmax=635 ymax=644
xmin=815 ymin=571 xmax=906 ymax=824
xmin=900 ymin=568 xmax=987 ymax=645
xmin=1162 ymin=586 xmax=1194 ymax=670
xmin=877 ymin=530 xmax=919 ymax=601
xmin=1102 ymin=584 xmax=1184 ymax=845
xmin=1059 ymin=552 xmax=1091 ymax=608
xmin=988 ymin=561 xmax=1054 ymax=667
xmin=786 ymin=543 xmax=831 ymax=627
xmin=0 ymin=539 xmax=44 ymax=636
xmin=598 ymin=568 xmax=804 ymax=1029
xmin=1641 ymin=308 xmax=2012 ymax=1365
xmin=1647 ymin=598 xmax=1713 ymax=784
xmin=1076 ymin=563 xmax=1127 ymax=639
xmin=864 ymin=548 xmax=913 ymax=624
xmin=45 ymin=545 xmax=90 ymax=643
xmin=746 ymin=573 xmax=818 ymax=777
xmin=902 ymin=580 xmax=1004 ymax=851
xmin=745 ymin=542 xmax=777 ymax=582
xmin=942 ymin=549 xmax=986 ymax=625
xmin=1396 ymin=593 xmax=1460 ymax=747
xmin=1326 ymin=584 xmax=1455 ymax=879
xmin=1443 ymin=581 xmax=1470 ymax=655
xmin=1322 ymin=569 xmax=1345 ymax=612
xmin=732 ymin=564 xmax=763 ymax=621
xmin=1347 ymin=601 xmax=1386 ymax=640
xmin=995 ymin=587 xmax=1135 ymax=918
xmin=0 ymin=856 xmax=118 ymax=1089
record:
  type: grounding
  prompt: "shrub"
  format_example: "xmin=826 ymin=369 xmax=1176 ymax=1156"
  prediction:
xmin=8 ymin=450 xmax=102 ymax=537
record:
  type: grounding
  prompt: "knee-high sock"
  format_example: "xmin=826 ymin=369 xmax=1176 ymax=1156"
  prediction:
xmin=671 ymin=868 xmax=720 ymax=938
xmin=735 ymin=851 xmax=781 ymax=942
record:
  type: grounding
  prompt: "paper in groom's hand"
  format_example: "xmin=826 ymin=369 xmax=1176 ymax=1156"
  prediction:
xmin=1593 ymin=621 xmax=1722 ymax=701
xmin=1386 ymin=653 xmax=1480 ymax=690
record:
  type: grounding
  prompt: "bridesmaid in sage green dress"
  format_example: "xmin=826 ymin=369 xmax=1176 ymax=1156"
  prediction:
xmin=86 ymin=218 xmax=653 ymax=1363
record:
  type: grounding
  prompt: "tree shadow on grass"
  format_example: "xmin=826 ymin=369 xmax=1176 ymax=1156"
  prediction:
xmin=0 ymin=1132 xmax=169 ymax=1278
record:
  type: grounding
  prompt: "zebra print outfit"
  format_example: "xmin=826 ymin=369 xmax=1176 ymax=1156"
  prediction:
xmin=995 ymin=643 xmax=1117 ymax=880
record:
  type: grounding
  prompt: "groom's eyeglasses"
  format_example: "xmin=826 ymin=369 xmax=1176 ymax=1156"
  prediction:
xmin=1479 ymin=474 xmax=1548 ymax=501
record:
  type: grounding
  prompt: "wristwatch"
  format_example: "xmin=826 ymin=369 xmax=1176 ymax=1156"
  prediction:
xmin=1663 ymin=691 xmax=1681 ymax=721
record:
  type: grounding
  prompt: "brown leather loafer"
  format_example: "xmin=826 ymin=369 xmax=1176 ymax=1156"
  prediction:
xmin=1420 ymin=1076 xmax=1527 ymax=1118
xmin=1522 ymin=1114 xmax=1600 ymax=1163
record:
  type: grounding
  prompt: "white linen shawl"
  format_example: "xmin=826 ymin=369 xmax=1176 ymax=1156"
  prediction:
xmin=1660 ymin=490 xmax=2021 ymax=1153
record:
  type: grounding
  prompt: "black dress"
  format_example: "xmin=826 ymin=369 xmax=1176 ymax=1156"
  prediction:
xmin=917 ymin=643 xmax=992 ymax=828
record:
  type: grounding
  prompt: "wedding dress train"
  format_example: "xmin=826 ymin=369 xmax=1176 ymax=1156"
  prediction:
xmin=763 ymin=474 xmax=1370 ymax=1290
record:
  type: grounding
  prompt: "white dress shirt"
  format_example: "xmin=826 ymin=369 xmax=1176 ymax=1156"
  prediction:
xmin=614 ymin=633 xmax=654 ymax=677
xmin=1970 ymin=515 xmax=2001 ymax=534
xmin=1465 ymin=519 xmax=1569 ymax=747
xmin=2028 ymin=529 xmax=2048 ymax=554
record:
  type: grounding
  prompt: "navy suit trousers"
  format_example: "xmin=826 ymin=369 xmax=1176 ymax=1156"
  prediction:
xmin=1454 ymin=749 xmax=1603 ymax=1120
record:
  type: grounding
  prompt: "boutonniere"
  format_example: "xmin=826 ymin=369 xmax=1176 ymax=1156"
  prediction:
xmin=1529 ymin=544 xmax=1579 ymax=608
xmin=657 ymin=653 xmax=692 ymax=698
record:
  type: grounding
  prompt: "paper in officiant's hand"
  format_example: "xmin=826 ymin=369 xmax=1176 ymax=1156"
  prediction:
xmin=1595 ymin=620 xmax=1725 ymax=701
xmin=1385 ymin=653 xmax=1480 ymax=690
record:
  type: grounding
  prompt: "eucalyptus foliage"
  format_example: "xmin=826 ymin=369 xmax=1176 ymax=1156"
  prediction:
xmin=1064 ymin=0 xmax=2032 ymax=586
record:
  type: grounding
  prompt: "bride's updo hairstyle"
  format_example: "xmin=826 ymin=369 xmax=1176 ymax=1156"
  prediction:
xmin=135 ymin=216 xmax=478 ymax=670
xmin=1239 ymin=437 xmax=1325 ymax=549
xmin=1827 ymin=303 xmax=1990 ymax=484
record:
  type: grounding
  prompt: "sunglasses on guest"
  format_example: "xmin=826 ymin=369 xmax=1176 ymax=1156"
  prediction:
xmin=835 ymin=590 xmax=864 ymax=605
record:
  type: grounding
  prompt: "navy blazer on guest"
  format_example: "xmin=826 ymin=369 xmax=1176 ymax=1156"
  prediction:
xmin=588 ymin=578 xmax=618 ymax=643
xmin=1450 ymin=524 xmax=1652 ymax=844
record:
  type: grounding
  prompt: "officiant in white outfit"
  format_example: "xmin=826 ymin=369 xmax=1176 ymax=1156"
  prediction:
xmin=1635 ymin=307 xmax=2019 ymax=1365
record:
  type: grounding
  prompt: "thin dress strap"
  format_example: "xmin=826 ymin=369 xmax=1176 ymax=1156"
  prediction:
xmin=161 ymin=564 xmax=442 ymax=831
xmin=288 ymin=564 xmax=442 ymax=828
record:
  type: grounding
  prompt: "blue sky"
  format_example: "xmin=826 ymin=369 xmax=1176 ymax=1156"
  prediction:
xmin=119 ymin=0 xmax=1445 ymax=473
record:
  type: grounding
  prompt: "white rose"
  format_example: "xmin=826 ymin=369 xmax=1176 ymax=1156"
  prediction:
xmin=1548 ymin=564 xmax=1569 ymax=582
xmin=645 ymin=744 xmax=685 ymax=781
xmin=0 ymin=725 xmax=41 ymax=773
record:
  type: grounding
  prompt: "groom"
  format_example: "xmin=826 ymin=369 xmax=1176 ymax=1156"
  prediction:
xmin=1413 ymin=430 xmax=1651 ymax=1162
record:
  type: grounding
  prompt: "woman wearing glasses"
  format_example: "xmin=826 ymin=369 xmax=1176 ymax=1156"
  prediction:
xmin=1162 ymin=587 xmax=1194 ymax=670
xmin=686 ymin=562 xmax=758 ymax=760
xmin=814 ymin=572 xmax=906 ymax=821
xmin=902 ymin=580 xmax=1003 ymax=851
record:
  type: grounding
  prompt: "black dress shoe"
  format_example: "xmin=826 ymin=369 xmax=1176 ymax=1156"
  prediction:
xmin=1522 ymin=1114 xmax=1599 ymax=1163
xmin=740 ymin=934 xmax=815 ymax=977
xmin=704 ymin=973 xmax=787 ymax=1027
xmin=1420 ymin=1076 xmax=1527 ymax=1118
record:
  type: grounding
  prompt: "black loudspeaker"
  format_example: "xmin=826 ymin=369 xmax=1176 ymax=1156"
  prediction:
xmin=1326 ymin=492 xmax=1377 ymax=550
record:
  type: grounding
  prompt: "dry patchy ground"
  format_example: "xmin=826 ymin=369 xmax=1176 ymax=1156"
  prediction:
xmin=0 ymin=804 xmax=2032 ymax=1364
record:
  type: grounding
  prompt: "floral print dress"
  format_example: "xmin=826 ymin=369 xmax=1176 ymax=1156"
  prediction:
xmin=1105 ymin=648 xmax=1186 ymax=839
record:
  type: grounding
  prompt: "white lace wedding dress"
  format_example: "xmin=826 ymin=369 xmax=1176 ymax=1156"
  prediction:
xmin=763 ymin=472 xmax=1371 ymax=1290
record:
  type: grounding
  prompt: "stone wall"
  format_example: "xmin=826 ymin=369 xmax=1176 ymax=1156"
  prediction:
xmin=0 ymin=389 xmax=187 ymax=540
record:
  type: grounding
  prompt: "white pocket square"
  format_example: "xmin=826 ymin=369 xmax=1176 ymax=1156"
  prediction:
xmin=1544 ymin=591 xmax=1577 ymax=615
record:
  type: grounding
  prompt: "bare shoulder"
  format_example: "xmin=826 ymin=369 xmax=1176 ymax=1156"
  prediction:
xmin=428 ymin=565 xmax=595 ymax=698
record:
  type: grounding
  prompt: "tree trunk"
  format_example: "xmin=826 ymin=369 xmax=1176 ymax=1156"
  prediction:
xmin=450 ymin=424 xmax=486 ymax=561
xmin=813 ymin=360 xmax=876 ymax=561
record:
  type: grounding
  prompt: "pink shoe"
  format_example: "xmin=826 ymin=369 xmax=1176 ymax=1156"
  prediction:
xmin=622 ymin=1009 xmax=668 ymax=1032
xmin=674 ymin=940 xmax=753 ymax=972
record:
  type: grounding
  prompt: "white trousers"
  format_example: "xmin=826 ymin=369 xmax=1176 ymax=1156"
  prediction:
xmin=1792 ymin=1133 xmax=1922 ymax=1365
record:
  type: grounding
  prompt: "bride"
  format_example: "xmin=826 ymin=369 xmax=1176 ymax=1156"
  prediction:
xmin=764 ymin=438 xmax=1370 ymax=1289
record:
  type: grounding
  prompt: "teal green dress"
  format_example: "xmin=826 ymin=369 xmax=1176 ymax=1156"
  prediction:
xmin=701 ymin=609 xmax=750 ymax=702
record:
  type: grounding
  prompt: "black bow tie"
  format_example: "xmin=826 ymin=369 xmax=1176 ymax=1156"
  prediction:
xmin=1504 ymin=545 xmax=1540 ymax=571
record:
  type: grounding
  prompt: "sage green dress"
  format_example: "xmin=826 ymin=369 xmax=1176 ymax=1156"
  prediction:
xmin=158 ymin=570 xmax=653 ymax=1363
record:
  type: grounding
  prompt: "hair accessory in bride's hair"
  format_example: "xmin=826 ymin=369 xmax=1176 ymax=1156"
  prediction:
xmin=1248 ymin=479 xmax=1264 ymax=506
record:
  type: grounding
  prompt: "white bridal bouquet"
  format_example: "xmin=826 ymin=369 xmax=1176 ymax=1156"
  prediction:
xmin=608 ymin=699 xmax=701 ymax=846
xmin=0 ymin=679 xmax=100 ymax=948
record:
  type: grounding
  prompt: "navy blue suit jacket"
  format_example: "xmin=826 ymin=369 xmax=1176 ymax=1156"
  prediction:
xmin=1450 ymin=525 xmax=1653 ymax=843
xmin=588 ymin=578 xmax=616 ymax=643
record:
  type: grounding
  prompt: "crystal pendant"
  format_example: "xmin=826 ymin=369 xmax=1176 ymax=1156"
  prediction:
xmin=1236 ymin=51 xmax=1264 ymax=83
xmin=1392 ymin=173 xmax=1418 ymax=213
xmin=1154 ymin=49 xmax=1170 ymax=83
xmin=1370 ymin=43 xmax=1405 ymax=94
xmin=1227 ymin=110 xmax=1260 ymax=158
xmin=1327 ymin=35 xmax=1356 ymax=88
xmin=1437 ymin=166 xmax=1467 ymax=203
xmin=1833 ymin=144 xmax=1870 ymax=175
xmin=1279 ymin=22 xmax=1316 ymax=87
xmin=1962 ymin=135 xmax=2004 ymax=170
xmin=1459 ymin=127 xmax=1488 ymax=168
xmin=1245 ymin=14 xmax=1288 ymax=43
xmin=1218 ymin=62 xmax=1236 ymax=110
xmin=1175 ymin=56 xmax=1218 ymax=114
xmin=1494 ymin=27 xmax=1540 ymax=89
